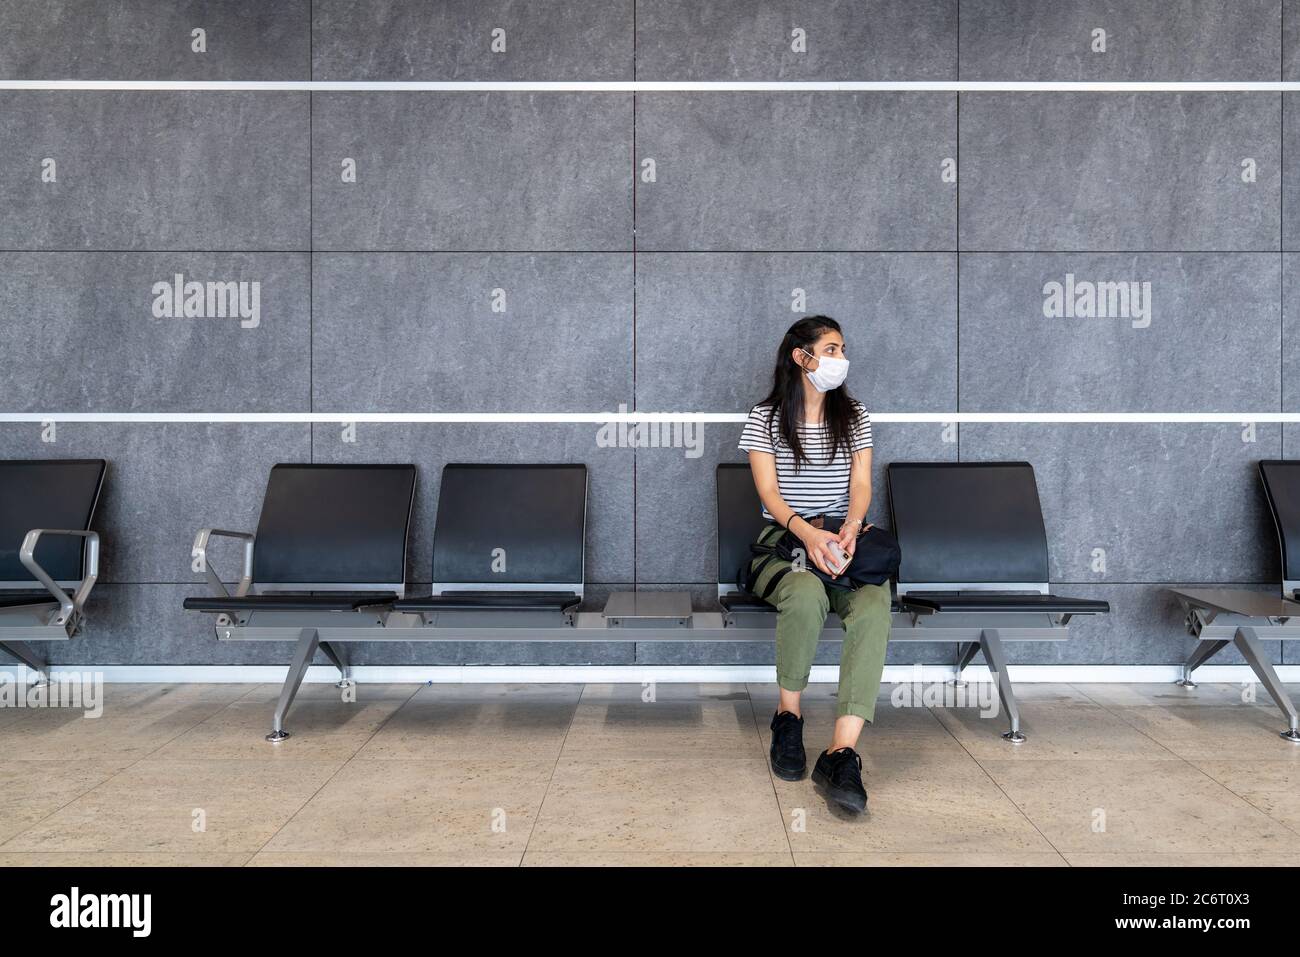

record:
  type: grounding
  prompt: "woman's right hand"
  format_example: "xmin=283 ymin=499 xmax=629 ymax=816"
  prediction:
xmin=796 ymin=526 xmax=843 ymax=577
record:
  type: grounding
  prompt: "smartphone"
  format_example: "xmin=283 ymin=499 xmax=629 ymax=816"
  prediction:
xmin=825 ymin=541 xmax=851 ymax=576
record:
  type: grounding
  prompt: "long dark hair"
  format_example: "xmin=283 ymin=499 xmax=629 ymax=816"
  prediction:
xmin=757 ymin=315 xmax=859 ymax=470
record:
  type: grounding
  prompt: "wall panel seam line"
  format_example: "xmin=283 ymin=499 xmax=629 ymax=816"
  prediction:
xmin=6 ymin=81 xmax=1300 ymax=91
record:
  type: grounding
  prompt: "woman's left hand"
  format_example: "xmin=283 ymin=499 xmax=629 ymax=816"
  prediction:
xmin=837 ymin=521 xmax=870 ymax=557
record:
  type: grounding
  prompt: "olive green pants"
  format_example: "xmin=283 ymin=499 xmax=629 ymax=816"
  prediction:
xmin=749 ymin=525 xmax=892 ymax=721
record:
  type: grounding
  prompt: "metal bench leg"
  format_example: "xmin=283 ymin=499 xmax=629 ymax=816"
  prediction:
xmin=1177 ymin=638 xmax=1228 ymax=688
xmin=318 ymin=641 xmax=353 ymax=688
xmin=951 ymin=641 xmax=980 ymax=687
xmin=268 ymin=628 xmax=320 ymax=744
xmin=1233 ymin=626 xmax=1300 ymax=743
xmin=0 ymin=640 xmax=48 ymax=686
xmin=979 ymin=628 xmax=1024 ymax=744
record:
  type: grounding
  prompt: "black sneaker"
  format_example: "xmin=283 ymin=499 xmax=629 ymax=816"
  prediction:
xmin=812 ymin=747 xmax=867 ymax=813
xmin=769 ymin=711 xmax=807 ymax=781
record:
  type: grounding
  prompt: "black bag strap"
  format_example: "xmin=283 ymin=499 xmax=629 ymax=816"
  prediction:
xmin=740 ymin=523 xmax=793 ymax=597
xmin=740 ymin=552 xmax=778 ymax=595
xmin=757 ymin=565 xmax=794 ymax=601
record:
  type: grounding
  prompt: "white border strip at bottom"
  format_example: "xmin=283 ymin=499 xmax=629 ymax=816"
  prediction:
xmin=18 ymin=663 xmax=1300 ymax=684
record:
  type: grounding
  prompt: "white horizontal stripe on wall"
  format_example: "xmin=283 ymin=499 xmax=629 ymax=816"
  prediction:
xmin=7 ymin=81 xmax=1300 ymax=92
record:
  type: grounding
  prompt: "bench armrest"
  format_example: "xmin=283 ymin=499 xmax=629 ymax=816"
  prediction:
xmin=19 ymin=528 xmax=100 ymax=624
xmin=191 ymin=528 xmax=255 ymax=599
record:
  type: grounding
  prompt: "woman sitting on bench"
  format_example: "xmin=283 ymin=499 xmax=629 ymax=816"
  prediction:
xmin=738 ymin=315 xmax=890 ymax=814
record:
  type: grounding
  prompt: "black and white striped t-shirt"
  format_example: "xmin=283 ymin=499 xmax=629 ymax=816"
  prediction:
xmin=737 ymin=403 xmax=873 ymax=520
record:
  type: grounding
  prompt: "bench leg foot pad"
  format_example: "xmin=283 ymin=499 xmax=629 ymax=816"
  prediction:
xmin=265 ymin=730 xmax=290 ymax=744
xmin=1174 ymin=678 xmax=1197 ymax=688
xmin=1001 ymin=730 xmax=1027 ymax=744
xmin=1281 ymin=729 xmax=1300 ymax=744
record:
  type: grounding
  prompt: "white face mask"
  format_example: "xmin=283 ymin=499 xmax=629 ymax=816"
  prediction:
xmin=801 ymin=348 xmax=849 ymax=392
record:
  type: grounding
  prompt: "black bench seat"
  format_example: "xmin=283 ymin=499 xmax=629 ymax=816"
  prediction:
xmin=1169 ymin=460 xmax=1300 ymax=743
xmin=0 ymin=458 xmax=106 ymax=676
xmin=393 ymin=590 xmax=580 ymax=613
xmin=899 ymin=592 xmax=1110 ymax=614
xmin=184 ymin=462 xmax=587 ymax=743
xmin=183 ymin=592 xmax=399 ymax=612
xmin=0 ymin=591 xmax=60 ymax=609
xmin=886 ymin=461 xmax=1110 ymax=744
xmin=718 ymin=592 xmax=776 ymax=613
xmin=183 ymin=463 xmax=418 ymax=742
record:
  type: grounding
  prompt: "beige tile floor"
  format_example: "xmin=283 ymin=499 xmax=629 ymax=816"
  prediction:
xmin=3 ymin=680 xmax=1300 ymax=866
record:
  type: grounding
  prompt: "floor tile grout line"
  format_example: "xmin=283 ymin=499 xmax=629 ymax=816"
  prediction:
xmin=226 ymin=681 xmax=273 ymax=706
xmin=329 ymin=680 xmax=424 ymax=752
xmin=1177 ymin=742 xmax=1300 ymax=840
xmin=1192 ymin=776 xmax=1300 ymax=840
xmin=744 ymin=683 xmax=798 ymax=866
xmin=240 ymin=681 xmax=423 ymax=866
xmin=0 ymin=766 xmax=132 ymax=852
xmin=240 ymin=754 xmax=357 ymax=866
xmin=1016 ymin=685 xmax=1300 ymax=855
xmin=926 ymin=703 xmax=1071 ymax=866
xmin=516 ymin=682 xmax=585 ymax=866
xmin=1065 ymin=681 xmax=1230 ymax=762
xmin=1067 ymin=682 xmax=1300 ymax=840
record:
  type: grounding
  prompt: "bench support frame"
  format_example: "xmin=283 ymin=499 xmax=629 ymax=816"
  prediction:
xmin=262 ymin=630 xmax=360 ymax=742
xmin=0 ymin=639 xmax=48 ymax=683
xmin=1174 ymin=594 xmax=1300 ymax=744
xmin=896 ymin=613 xmax=1076 ymax=744
xmin=978 ymin=628 xmax=1024 ymax=743
xmin=0 ymin=528 xmax=102 ymax=684
xmin=203 ymin=607 xmax=1081 ymax=743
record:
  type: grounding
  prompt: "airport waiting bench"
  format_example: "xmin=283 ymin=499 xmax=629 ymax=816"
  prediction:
xmin=1169 ymin=460 xmax=1300 ymax=744
xmin=718 ymin=461 xmax=1109 ymax=742
xmin=0 ymin=459 xmax=106 ymax=682
xmin=185 ymin=462 xmax=587 ymax=741
xmin=887 ymin=462 xmax=1109 ymax=742
xmin=187 ymin=460 xmax=1107 ymax=744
